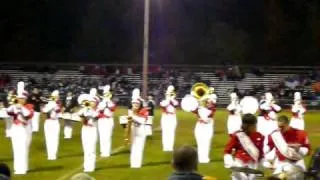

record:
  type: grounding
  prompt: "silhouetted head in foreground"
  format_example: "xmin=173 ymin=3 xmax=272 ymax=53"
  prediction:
xmin=0 ymin=163 xmax=10 ymax=180
xmin=172 ymin=145 xmax=198 ymax=172
xmin=241 ymin=113 xmax=257 ymax=134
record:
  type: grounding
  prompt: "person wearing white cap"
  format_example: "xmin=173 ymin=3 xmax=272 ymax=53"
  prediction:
xmin=62 ymin=91 xmax=77 ymax=139
xmin=194 ymin=95 xmax=216 ymax=163
xmin=289 ymin=92 xmax=306 ymax=130
xmin=77 ymin=91 xmax=99 ymax=172
xmin=226 ymin=93 xmax=242 ymax=135
xmin=160 ymin=85 xmax=179 ymax=152
xmin=97 ymin=85 xmax=116 ymax=157
xmin=257 ymin=92 xmax=282 ymax=136
xmin=2 ymin=89 xmax=16 ymax=138
xmin=257 ymin=92 xmax=281 ymax=166
xmin=42 ymin=90 xmax=62 ymax=160
xmin=6 ymin=81 xmax=34 ymax=174
xmin=129 ymin=94 xmax=149 ymax=168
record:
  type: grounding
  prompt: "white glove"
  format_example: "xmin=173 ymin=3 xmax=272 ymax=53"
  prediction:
xmin=298 ymin=147 xmax=309 ymax=156
xmin=166 ymin=105 xmax=175 ymax=113
xmin=97 ymin=102 xmax=106 ymax=110
xmin=224 ymin=154 xmax=234 ymax=168
xmin=160 ymin=99 xmax=170 ymax=107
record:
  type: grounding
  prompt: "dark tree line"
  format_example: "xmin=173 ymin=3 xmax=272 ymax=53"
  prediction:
xmin=1 ymin=0 xmax=319 ymax=65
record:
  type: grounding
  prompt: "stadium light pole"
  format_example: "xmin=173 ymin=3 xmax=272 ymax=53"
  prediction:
xmin=142 ymin=0 xmax=150 ymax=99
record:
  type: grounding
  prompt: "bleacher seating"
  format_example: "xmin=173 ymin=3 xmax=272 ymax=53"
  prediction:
xmin=0 ymin=65 xmax=317 ymax=106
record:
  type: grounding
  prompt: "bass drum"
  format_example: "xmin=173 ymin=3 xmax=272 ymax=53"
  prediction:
xmin=240 ymin=96 xmax=259 ymax=115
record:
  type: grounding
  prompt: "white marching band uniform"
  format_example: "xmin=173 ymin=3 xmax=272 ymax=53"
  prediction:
xmin=77 ymin=90 xmax=100 ymax=172
xmin=129 ymin=92 xmax=149 ymax=168
xmin=7 ymin=81 xmax=34 ymax=175
xmin=227 ymin=93 xmax=242 ymax=135
xmin=289 ymin=92 xmax=306 ymax=130
xmin=160 ymin=85 xmax=179 ymax=152
xmin=194 ymin=94 xmax=216 ymax=163
xmin=97 ymin=85 xmax=116 ymax=158
xmin=1 ymin=95 xmax=12 ymax=137
xmin=42 ymin=90 xmax=61 ymax=160
xmin=225 ymin=96 xmax=263 ymax=180
xmin=257 ymin=93 xmax=281 ymax=137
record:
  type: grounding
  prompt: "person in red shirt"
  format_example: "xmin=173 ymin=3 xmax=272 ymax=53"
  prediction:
xmin=266 ymin=115 xmax=310 ymax=179
xmin=7 ymin=81 xmax=34 ymax=175
xmin=224 ymin=114 xmax=264 ymax=180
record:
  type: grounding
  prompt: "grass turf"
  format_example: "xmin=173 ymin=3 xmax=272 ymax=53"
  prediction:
xmin=0 ymin=108 xmax=319 ymax=180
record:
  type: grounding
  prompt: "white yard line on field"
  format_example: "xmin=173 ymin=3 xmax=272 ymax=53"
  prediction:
xmin=56 ymin=126 xmax=161 ymax=180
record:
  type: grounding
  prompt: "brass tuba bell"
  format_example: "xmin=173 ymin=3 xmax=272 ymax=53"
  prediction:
xmin=191 ymin=82 xmax=210 ymax=101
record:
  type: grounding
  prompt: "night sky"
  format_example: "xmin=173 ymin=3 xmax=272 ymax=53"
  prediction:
xmin=1 ymin=0 xmax=319 ymax=65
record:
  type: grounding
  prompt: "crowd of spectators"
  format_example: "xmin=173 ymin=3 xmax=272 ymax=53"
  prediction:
xmin=0 ymin=64 xmax=319 ymax=106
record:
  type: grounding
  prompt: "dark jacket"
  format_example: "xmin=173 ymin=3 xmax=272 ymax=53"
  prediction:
xmin=27 ymin=93 xmax=43 ymax=112
xmin=63 ymin=96 xmax=77 ymax=113
xmin=168 ymin=172 xmax=203 ymax=180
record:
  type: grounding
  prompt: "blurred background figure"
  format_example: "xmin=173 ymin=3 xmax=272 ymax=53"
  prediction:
xmin=27 ymin=87 xmax=42 ymax=132
xmin=169 ymin=145 xmax=216 ymax=180
xmin=146 ymin=95 xmax=155 ymax=137
xmin=62 ymin=91 xmax=77 ymax=139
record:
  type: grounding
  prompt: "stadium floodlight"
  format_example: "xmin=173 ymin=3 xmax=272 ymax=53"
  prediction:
xmin=142 ymin=0 xmax=150 ymax=99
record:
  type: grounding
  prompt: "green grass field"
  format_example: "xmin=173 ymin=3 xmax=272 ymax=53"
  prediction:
xmin=0 ymin=108 xmax=319 ymax=180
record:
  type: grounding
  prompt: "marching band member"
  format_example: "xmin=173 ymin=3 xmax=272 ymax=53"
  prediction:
xmin=3 ymin=89 xmax=16 ymax=137
xmin=227 ymin=93 xmax=242 ymax=135
xmin=62 ymin=91 xmax=77 ymax=139
xmin=266 ymin=115 xmax=310 ymax=179
xmin=97 ymin=85 xmax=116 ymax=158
xmin=129 ymin=96 xmax=149 ymax=168
xmin=77 ymin=91 xmax=99 ymax=172
xmin=194 ymin=95 xmax=216 ymax=163
xmin=7 ymin=81 xmax=34 ymax=175
xmin=256 ymin=93 xmax=281 ymax=164
xmin=42 ymin=90 xmax=62 ymax=160
xmin=257 ymin=92 xmax=282 ymax=136
xmin=27 ymin=87 xmax=42 ymax=132
xmin=145 ymin=95 xmax=155 ymax=136
xmin=224 ymin=114 xmax=265 ymax=180
xmin=160 ymin=85 xmax=179 ymax=152
xmin=289 ymin=92 xmax=306 ymax=130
